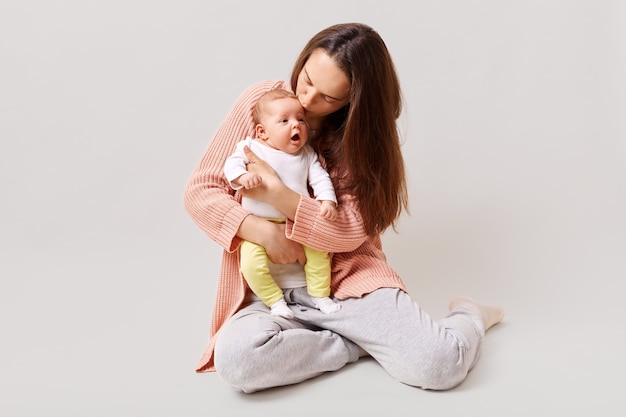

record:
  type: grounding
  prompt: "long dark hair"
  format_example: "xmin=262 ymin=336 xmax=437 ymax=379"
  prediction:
xmin=291 ymin=23 xmax=408 ymax=236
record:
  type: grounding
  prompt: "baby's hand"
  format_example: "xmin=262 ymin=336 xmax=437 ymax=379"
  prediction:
xmin=236 ymin=173 xmax=262 ymax=189
xmin=320 ymin=200 xmax=338 ymax=221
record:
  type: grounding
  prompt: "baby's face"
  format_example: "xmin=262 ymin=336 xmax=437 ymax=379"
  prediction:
xmin=259 ymin=97 xmax=309 ymax=154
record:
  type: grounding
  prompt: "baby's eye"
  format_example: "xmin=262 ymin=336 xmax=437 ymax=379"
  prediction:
xmin=280 ymin=118 xmax=288 ymax=123
xmin=298 ymin=118 xmax=306 ymax=123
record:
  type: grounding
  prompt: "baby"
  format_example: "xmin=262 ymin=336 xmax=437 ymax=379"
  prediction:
xmin=224 ymin=88 xmax=341 ymax=319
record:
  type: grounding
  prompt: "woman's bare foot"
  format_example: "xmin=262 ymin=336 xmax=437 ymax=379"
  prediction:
xmin=448 ymin=296 xmax=505 ymax=331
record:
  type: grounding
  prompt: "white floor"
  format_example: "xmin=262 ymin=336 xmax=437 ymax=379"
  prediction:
xmin=3 ymin=220 xmax=624 ymax=416
xmin=2 ymin=1 xmax=625 ymax=416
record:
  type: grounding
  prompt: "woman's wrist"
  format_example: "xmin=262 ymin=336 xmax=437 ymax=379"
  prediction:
xmin=269 ymin=183 xmax=300 ymax=220
xmin=237 ymin=214 xmax=277 ymax=247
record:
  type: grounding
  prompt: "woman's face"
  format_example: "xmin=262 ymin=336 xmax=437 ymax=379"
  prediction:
xmin=295 ymin=49 xmax=350 ymax=123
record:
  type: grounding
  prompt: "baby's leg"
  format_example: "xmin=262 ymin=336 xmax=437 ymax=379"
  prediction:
xmin=240 ymin=240 xmax=289 ymax=316
xmin=302 ymin=246 xmax=340 ymax=313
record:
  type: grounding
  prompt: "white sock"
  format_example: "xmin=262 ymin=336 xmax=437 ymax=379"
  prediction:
xmin=270 ymin=298 xmax=294 ymax=319
xmin=312 ymin=296 xmax=341 ymax=314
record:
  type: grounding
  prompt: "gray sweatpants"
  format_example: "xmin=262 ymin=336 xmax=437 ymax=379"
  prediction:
xmin=213 ymin=287 xmax=484 ymax=393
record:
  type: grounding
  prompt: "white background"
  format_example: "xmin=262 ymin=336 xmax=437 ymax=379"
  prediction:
xmin=1 ymin=1 xmax=625 ymax=416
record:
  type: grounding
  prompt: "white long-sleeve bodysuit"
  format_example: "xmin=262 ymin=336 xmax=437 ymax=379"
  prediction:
xmin=224 ymin=136 xmax=337 ymax=217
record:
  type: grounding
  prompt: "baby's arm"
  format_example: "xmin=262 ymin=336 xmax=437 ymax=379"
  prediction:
xmin=233 ymin=172 xmax=262 ymax=189
xmin=319 ymin=200 xmax=337 ymax=221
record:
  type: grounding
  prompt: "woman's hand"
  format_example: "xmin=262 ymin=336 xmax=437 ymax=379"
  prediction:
xmin=237 ymin=215 xmax=306 ymax=265
xmin=263 ymin=222 xmax=307 ymax=265
xmin=240 ymin=146 xmax=281 ymax=203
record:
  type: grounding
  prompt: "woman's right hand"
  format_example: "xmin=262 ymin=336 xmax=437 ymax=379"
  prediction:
xmin=237 ymin=214 xmax=306 ymax=265
xmin=263 ymin=222 xmax=307 ymax=265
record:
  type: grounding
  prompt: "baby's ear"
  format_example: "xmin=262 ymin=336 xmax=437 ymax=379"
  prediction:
xmin=255 ymin=124 xmax=267 ymax=139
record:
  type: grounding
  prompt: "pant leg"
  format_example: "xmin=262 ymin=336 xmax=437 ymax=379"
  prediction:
xmin=213 ymin=297 xmax=362 ymax=393
xmin=239 ymin=240 xmax=284 ymax=307
xmin=302 ymin=246 xmax=331 ymax=297
xmin=289 ymin=287 xmax=485 ymax=390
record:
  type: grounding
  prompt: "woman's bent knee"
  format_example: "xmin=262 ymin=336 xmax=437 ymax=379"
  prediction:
xmin=389 ymin=344 xmax=470 ymax=390
xmin=396 ymin=363 xmax=467 ymax=390
xmin=214 ymin=333 xmax=272 ymax=393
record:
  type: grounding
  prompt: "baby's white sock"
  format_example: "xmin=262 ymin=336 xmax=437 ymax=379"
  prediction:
xmin=312 ymin=296 xmax=341 ymax=314
xmin=270 ymin=298 xmax=294 ymax=319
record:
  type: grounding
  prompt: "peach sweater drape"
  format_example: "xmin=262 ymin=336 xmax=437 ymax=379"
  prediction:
xmin=184 ymin=80 xmax=407 ymax=372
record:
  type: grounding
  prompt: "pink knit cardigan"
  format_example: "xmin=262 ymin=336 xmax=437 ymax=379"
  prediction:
xmin=184 ymin=80 xmax=407 ymax=372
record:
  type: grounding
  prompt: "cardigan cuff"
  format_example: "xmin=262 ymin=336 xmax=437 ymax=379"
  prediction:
xmin=216 ymin=204 xmax=249 ymax=252
xmin=285 ymin=195 xmax=317 ymax=244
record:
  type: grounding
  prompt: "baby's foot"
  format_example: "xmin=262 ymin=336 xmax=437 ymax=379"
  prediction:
xmin=270 ymin=298 xmax=294 ymax=319
xmin=312 ymin=296 xmax=341 ymax=314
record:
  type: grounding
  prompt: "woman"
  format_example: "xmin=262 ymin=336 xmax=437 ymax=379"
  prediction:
xmin=184 ymin=22 xmax=504 ymax=394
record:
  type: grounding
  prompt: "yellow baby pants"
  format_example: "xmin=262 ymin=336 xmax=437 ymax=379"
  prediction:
xmin=240 ymin=240 xmax=332 ymax=307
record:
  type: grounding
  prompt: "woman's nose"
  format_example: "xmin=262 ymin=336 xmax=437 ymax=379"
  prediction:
xmin=299 ymin=89 xmax=314 ymax=108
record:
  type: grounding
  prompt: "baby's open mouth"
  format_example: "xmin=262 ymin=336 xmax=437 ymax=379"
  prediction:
xmin=291 ymin=134 xmax=300 ymax=142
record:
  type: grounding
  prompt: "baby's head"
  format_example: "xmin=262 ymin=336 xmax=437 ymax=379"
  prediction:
xmin=254 ymin=89 xmax=309 ymax=154
xmin=253 ymin=89 xmax=302 ymax=123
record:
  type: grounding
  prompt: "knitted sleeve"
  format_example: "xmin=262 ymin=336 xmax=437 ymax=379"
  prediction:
xmin=184 ymin=80 xmax=288 ymax=251
xmin=285 ymin=191 xmax=370 ymax=254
